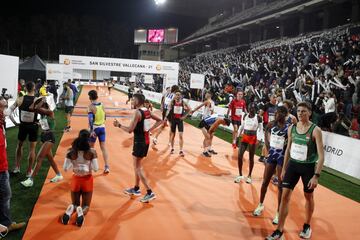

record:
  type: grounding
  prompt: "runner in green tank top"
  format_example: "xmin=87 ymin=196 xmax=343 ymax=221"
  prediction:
xmin=267 ymin=102 xmax=325 ymax=240
xmin=21 ymin=97 xmax=63 ymax=188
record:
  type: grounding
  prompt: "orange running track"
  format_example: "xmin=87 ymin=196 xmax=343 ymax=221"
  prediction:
xmin=23 ymin=85 xmax=360 ymax=240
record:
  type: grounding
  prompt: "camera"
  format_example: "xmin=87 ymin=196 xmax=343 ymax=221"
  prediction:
xmin=1 ymin=88 xmax=12 ymax=100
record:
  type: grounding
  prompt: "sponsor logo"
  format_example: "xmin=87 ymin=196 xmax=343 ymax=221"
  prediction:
xmin=323 ymin=145 xmax=343 ymax=156
xmin=156 ymin=64 xmax=162 ymax=71
xmin=64 ymin=59 xmax=70 ymax=65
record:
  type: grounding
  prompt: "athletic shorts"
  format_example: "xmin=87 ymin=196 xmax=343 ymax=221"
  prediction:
xmin=18 ymin=124 xmax=39 ymax=142
xmin=89 ymin=127 xmax=106 ymax=143
xmin=282 ymin=161 xmax=316 ymax=193
xmin=71 ymin=175 xmax=93 ymax=192
xmin=198 ymin=120 xmax=210 ymax=130
xmin=40 ymin=131 xmax=55 ymax=144
xmin=267 ymin=153 xmax=284 ymax=166
xmin=171 ymin=118 xmax=184 ymax=133
xmin=241 ymin=134 xmax=257 ymax=145
xmin=132 ymin=142 xmax=149 ymax=158
xmin=162 ymin=109 xmax=171 ymax=121
xmin=65 ymin=106 xmax=74 ymax=114
xmin=231 ymin=120 xmax=241 ymax=127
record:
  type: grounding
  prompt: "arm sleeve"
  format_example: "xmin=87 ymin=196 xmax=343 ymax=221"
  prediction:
xmin=91 ymin=158 xmax=99 ymax=172
xmin=63 ymin=158 xmax=73 ymax=171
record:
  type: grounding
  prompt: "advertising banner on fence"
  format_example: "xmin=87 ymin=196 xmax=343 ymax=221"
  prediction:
xmin=46 ymin=64 xmax=73 ymax=82
xmin=144 ymin=75 xmax=154 ymax=84
xmin=190 ymin=73 xmax=205 ymax=89
xmin=322 ymin=131 xmax=360 ymax=179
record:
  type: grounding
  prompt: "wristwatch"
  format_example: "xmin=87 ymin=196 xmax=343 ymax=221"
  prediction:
xmin=314 ymin=173 xmax=320 ymax=178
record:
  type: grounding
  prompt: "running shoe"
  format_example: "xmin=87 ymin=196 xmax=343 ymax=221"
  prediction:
xmin=253 ymin=203 xmax=264 ymax=216
xmin=21 ymin=178 xmax=33 ymax=188
xmin=26 ymin=170 xmax=33 ymax=178
xmin=75 ymin=206 xmax=84 ymax=227
xmin=299 ymin=224 xmax=312 ymax=239
xmin=104 ymin=165 xmax=110 ymax=174
xmin=232 ymin=143 xmax=237 ymax=149
xmin=258 ymin=156 xmax=265 ymax=162
xmin=50 ymin=175 xmax=63 ymax=183
xmin=179 ymin=151 xmax=185 ymax=157
xmin=246 ymin=177 xmax=252 ymax=184
xmin=170 ymin=149 xmax=175 ymax=154
xmin=266 ymin=229 xmax=284 ymax=240
xmin=152 ymin=138 xmax=158 ymax=145
xmin=272 ymin=176 xmax=279 ymax=186
xmin=124 ymin=188 xmax=141 ymax=196
xmin=202 ymin=151 xmax=211 ymax=157
xmin=234 ymin=175 xmax=244 ymax=183
xmin=61 ymin=204 xmax=74 ymax=225
xmin=208 ymin=149 xmax=218 ymax=155
xmin=272 ymin=212 xmax=279 ymax=225
xmin=12 ymin=167 xmax=20 ymax=174
xmin=64 ymin=126 xmax=72 ymax=132
xmin=140 ymin=192 xmax=156 ymax=203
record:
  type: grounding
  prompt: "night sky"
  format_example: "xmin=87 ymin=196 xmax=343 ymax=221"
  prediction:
xmin=0 ymin=0 xmax=206 ymax=60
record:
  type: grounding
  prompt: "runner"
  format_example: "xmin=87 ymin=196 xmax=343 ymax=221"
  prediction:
xmin=107 ymin=80 xmax=114 ymax=95
xmin=61 ymin=129 xmax=99 ymax=227
xmin=226 ymin=90 xmax=247 ymax=149
xmin=87 ymin=90 xmax=110 ymax=174
xmin=113 ymin=93 xmax=163 ymax=203
xmin=63 ymin=82 xmax=74 ymax=132
xmin=253 ymin=106 xmax=289 ymax=224
xmin=166 ymin=90 xmax=192 ymax=156
xmin=283 ymin=100 xmax=297 ymax=124
xmin=152 ymin=85 xmax=178 ymax=145
xmin=266 ymin=102 xmax=325 ymax=240
xmin=198 ymin=114 xmax=231 ymax=157
xmin=234 ymin=102 xmax=262 ymax=184
xmin=126 ymin=86 xmax=134 ymax=105
xmin=191 ymin=91 xmax=215 ymax=120
xmin=21 ymin=97 xmax=63 ymax=187
xmin=8 ymin=81 xmax=38 ymax=176
xmin=144 ymin=99 xmax=153 ymax=112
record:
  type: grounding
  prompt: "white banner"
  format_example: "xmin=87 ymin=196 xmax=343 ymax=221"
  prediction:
xmin=322 ymin=131 xmax=360 ymax=179
xmin=144 ymin=75 xmax=154 ymax=84
xmin=190 ymin=73 xmax=205 ymax=89
xmin=0 ymin=54 xmax=19 ymax=99
xmin=129 ymin=76 xmax=136 ymax=83
xmin=46 ymin=64 xmax=73 ymax=81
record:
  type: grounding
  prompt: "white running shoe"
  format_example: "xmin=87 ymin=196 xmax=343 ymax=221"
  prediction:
xmin=50 ymin=175 xmax=63 ymax=183
xmin=272 ymin=212 xmax=279 ymax=225
xmin=253 ymin=203 xmax=264 ymax=216
xmin=152 ymin=138 xmax=158 ymax=145
xmin=299 ymin=224 xmax=312 ymax=239
xmin=61 ymin=204 xmax=75 ymax=225
xmin=246 ymin=177 xmax=252 ymax=184
xmin=104 ymin=166 xmax=110 ymax=174
xmin=234 ymin=175 xmax=244 ymax=183
xmin=26 ymin=170 xmax=33 ymax=178
xmin=21 ymin=178 xmax=34 ymax=188
xmin=12 ymin=167 xmax=20 ymax=174
xmin=75 ymin=206 xmax=85 ymax=227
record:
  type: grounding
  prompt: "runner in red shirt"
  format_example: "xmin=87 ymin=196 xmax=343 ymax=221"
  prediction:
xmin=226 ymin=91 xmax=247 ymax=149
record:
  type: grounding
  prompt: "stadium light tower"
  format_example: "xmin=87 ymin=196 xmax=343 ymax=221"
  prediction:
xmin=154 ymin=0 xmax=166 ymax=6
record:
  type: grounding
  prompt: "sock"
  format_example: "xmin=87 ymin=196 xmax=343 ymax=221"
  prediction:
xmin=134 ymin=186 xmax=140 ymax=191
xmin=57 ymin=173 xmax=62 ymax=177
xmin=147 ymin=189 xmax=152 ymax=195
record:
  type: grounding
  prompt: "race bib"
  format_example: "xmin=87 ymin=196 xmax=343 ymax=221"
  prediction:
xmin=290 ymin=143 xmax=308 ymax=161
xmin=39 ymin=118 xmax=50 ymax=131
xmin=20 ymin=111 xmax=35 ymax=123
xmin=174 ymin=106 xmax=183 ymax=114
xmin=244 ymin=118 xmax=257 ymax=131
xmin=269 ymin=115 xmax=275 ymax=122
xmin=144 ymin=118 xmax=151 ymax=132
xmin=235 ymin=108 xmax=243 ymax=116
xmin=270 ymin=135 xmax=285 ymax=149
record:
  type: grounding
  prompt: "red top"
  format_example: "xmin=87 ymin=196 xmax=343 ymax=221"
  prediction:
xmin=0 ymin=127 xmax=8 ymax=172
xmin=229 ymin=99 xmax=246 ymax=121
xmin=173 ymin=101 xmax=184 ymax=119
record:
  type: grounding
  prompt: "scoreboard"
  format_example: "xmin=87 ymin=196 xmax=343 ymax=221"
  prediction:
xmin=134 ymin=28 xmax=178 ymax=45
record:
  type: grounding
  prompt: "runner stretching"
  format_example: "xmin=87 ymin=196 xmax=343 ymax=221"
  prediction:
xmin=198 ymin=114 xmax=231 ymax=157
xmin=253 ymin=106 xmax=289 ymax=225
xmin=21 ymin=97 xmax=63 ymax=187
xmin=166 ymin=90 xmax=191 ymax=156
xmin=234 ymin=103 xmax=262 ymax=184
xmin=61 ymin=130 xmax=99 ymax=227
xmin=191 ymin=91 xmax=215 ymax=120
xmin=113 ymin=93 xmax=163 ymax=203
xmin=266 ymin=102 xmax=324 ymax=240
xmin=226 ymin=90 xmax=247 ymax=149
xmin=87 ymin=90 xmax=110 ymax=174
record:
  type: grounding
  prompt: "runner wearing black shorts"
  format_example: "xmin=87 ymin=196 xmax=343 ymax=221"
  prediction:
xmin=266 ymin=102 xmax=325 ymax=240
xmin=113 ymin=93 xmax=162 ymax=203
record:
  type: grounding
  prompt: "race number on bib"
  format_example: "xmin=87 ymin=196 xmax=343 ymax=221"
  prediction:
xmin=174 ymin=106 xmax=183 ymax=114
xmin=270 ymin=135 xmax=285 ymax=149
xmin=144 ymin=119 xmax=151 ymax=132
xmin=39 ymin=118 xmax=50 ymax=131
xmin=290 ymin=143 xmax=308 ymax=161
xmin=269 ymin=115 xmax=275 ymax=122
xmin=235 ymin=108 xmax=243 ymax=116
xmin=20 ymin=111 xmax=35 ymax=123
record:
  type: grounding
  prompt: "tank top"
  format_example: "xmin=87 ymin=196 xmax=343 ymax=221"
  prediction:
xmin=172 ymin=100 xmax=184 ymax=119
xmin=269 ymin=123 xmax=289 ymax=151
xmin=243 ymin=114 xmax=259 ymax=132
xmin=164 ymin=93 xmax=174 ymax=110
xmin=93 ymin=103 xmax=105 ymax=126
xmin=290 ymin=123 xmax=318 ymax=164
xmin=19 ymin=96 xmax=38 ymax=125
xmin=39 ymin=115 xmax=55 ymax=131
xmin=203 ymin=100 xmax=215 ymax=119
xmin=134 ymin=108 xmax=151 ymax=144
xmin=71 ymin=151 xmax=93 ymax=176
xmin=65 ymin=89 xmax=74 ymax=107
xmin=267 ymin=104 xmax=277 ymax=122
